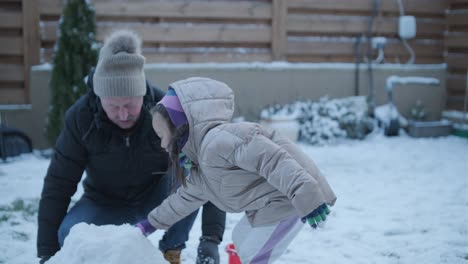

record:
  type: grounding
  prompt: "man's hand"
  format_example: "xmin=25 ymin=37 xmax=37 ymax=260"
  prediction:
xmin=135 ymin=219 xmax=157 ymax=237
xmin=301 ymin=203 xmax=330 ymax=229
xmin=196 ymin=235 xmax=221 ymax=264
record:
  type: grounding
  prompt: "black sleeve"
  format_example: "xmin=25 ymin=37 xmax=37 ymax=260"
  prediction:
xmin=201 ymin=202 xmax=226 ymax=242
xmin=37 ymin=108 xmax=87 ymax=257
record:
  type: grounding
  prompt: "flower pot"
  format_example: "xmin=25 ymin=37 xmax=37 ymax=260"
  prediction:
xmin=260 ymin=117 xmax=299 ymax=142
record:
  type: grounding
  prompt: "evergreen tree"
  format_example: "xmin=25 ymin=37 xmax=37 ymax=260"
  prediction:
xmin=47 ymin=0 xmax=98 ymax=145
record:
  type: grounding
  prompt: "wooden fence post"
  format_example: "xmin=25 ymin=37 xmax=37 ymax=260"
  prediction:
xmin=22 ymin=0 xmax=41 ymax=104
xmin=272 ymin=0 xmax=287 ymax=61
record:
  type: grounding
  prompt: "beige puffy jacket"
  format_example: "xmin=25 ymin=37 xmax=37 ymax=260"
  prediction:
xmin=148 ymin=77 xmax=336 ymax=229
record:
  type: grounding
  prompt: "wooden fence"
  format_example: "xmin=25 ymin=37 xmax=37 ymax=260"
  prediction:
xmin=285 ymin=0 xmax=445 ymax=63
xmin=37 ymin=0 xmax=446 ymax=64
xmin=445 ymin=0 xmax=468 ymax=110
xmin=0 ymin=0 xmax=462 ymax=109
xmin=0 ymin=0 xmax=39 ymax=104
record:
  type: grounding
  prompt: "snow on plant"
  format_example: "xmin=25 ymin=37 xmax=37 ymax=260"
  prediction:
xmin=261 ymin=96 xmax=374 ymax=145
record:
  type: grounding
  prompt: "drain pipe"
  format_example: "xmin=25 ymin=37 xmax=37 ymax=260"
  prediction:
xmin=366 ymin=0 xmax=381 ymax=116
xmin=354 ymin=34 xmax=363 ymax=96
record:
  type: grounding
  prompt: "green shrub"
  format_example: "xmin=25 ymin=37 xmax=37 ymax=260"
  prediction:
xmin=47 ymin=0 xmax=98 ymax=144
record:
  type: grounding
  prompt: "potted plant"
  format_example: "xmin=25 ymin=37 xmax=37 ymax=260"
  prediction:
xmin=259 ymin=103 xmax=300 ymax=142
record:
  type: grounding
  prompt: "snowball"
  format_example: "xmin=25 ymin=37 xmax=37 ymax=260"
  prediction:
xmin=47 ymin=223 xmax=165 ymax=264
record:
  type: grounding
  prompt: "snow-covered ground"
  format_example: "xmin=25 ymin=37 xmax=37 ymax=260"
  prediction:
xmin=0 ymin=133 xmax=467 ymax=264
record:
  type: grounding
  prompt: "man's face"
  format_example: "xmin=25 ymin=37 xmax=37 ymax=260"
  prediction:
xmin=152 ymin=112 xmax=174 ymax=152
xmin=100 ymin=96 xmax=143 ymax=129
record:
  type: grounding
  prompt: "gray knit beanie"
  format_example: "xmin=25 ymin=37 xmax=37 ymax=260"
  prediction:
xmin=93 ymin=30 xmax=146 ymax=97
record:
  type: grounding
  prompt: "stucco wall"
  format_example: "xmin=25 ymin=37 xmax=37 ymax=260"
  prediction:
xmin=1 ymin=63 xmax=447 ymax=149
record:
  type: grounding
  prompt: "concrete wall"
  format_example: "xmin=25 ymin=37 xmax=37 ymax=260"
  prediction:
xmin=1 ymin=63 xmax=446 ymax=149
xmin=1 ymin=67 xmax=51 ymax=150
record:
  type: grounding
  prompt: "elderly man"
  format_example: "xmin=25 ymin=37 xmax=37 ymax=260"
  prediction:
xmin=37 ymin=30 xmax=225 ymax=264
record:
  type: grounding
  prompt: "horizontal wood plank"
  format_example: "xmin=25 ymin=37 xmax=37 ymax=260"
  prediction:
xmin=288 ymin=15 xmax=444 ymax=37
xmin=445 ymin=34 xmax=468 ymax=48
xmin=37 ymin=0 xmax=61 ymax=16
xmin=446 ymin=53 xmax=468 ymax=69
xmin=0 ymin=37 xmax=23 ymax=55
xmin=0 ymin=63 xmax=24 ymax=82
xmin=96 ymin=1 xmax=271 ymax=19
xmin=447 ymin=0 xmax=468 ymax=5
xmin=0 ymin=11 xmax=22 ymax=28
xmin=42 ymin=22 xmax=271 ymax=44
xmin=445 ymin=102 xmax=466 ymax=111
xmin=288 ymin=0 xmax=446 ymax=15
xmin=286 ymin=55 xmax=443 ymax=64
xmin=447 ymin=73 xmax=467 ymax=93
xmin=287 ymin=55 xmax=356 ymax=63
xmin=446 ymin=95 xmax=466 ymax=109
xmin=42 ymin=47 xmax=271 ymax=63
xmin=145 ymin=52 xmax=272 ymax=63
xmin=287 ymin=39 xmax=443 ymax=56
xmin=0 ymin=87 xmax=26 ymax=104
xmin=446 ymin=12 xmax=468 ymax=26
xmin=38 ymin=0 xmax=271 ymax=19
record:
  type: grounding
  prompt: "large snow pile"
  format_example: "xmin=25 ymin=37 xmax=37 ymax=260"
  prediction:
xmin=47 ymin=223 xmax=165 ymax=264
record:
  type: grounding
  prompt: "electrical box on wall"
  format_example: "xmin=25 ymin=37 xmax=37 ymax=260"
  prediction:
xmin=398 ymin=15 xmax=416 ymax=39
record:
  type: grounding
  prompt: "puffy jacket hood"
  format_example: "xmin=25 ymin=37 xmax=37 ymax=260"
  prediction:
xmin=168 ymin=77 xmax=235 ymax=163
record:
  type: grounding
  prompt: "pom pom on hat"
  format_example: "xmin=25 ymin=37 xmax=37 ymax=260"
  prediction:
xmin=93 ymin=30 xmax=146 ymax=97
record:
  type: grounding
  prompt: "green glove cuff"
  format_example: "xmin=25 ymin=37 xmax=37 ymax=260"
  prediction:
xmin=304 ymin=203 xmax=331 ymax=228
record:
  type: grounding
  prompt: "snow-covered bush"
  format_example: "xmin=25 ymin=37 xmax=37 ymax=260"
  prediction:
xmin=261 ymin=96 xmax=374 ymax=145
xmin=47 ymin=0 xmax=98 ymax=144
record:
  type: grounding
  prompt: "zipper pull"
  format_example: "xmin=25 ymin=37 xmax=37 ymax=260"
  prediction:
xmin=125 ymin=136 xmax=130 ymax=147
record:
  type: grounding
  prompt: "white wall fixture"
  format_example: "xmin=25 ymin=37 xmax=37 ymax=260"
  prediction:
xmin=398 ymin=15 xmax=416 ymax=39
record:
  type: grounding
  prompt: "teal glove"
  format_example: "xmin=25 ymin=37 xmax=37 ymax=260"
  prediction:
xmin=301 ymin=203 xmax=330 ymax=229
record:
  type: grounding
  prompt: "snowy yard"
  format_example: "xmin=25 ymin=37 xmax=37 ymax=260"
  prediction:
xmin=0 ymin=133 xmax=467 ymax=264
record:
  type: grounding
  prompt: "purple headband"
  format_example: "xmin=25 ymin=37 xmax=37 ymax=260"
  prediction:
xmin=158 ymin=88 xmax=188 ymax=129
xmin=158 ymin=88 xmax=189 ymax=148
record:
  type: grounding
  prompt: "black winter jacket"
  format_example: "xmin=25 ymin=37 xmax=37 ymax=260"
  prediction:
xmin=37 ymin=72 xmax=168 ymax=257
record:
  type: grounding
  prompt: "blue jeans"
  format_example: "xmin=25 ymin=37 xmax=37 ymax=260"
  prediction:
xmin=58 ymin=174 xmax=198 ymax=252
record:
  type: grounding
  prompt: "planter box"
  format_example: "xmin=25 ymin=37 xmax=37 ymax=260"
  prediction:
xmin=407 ymin=120 xmax=453 ymax=138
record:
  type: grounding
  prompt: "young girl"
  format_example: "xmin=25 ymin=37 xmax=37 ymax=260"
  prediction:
xmin=137 ymin=77 xmax=337 ymax=263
